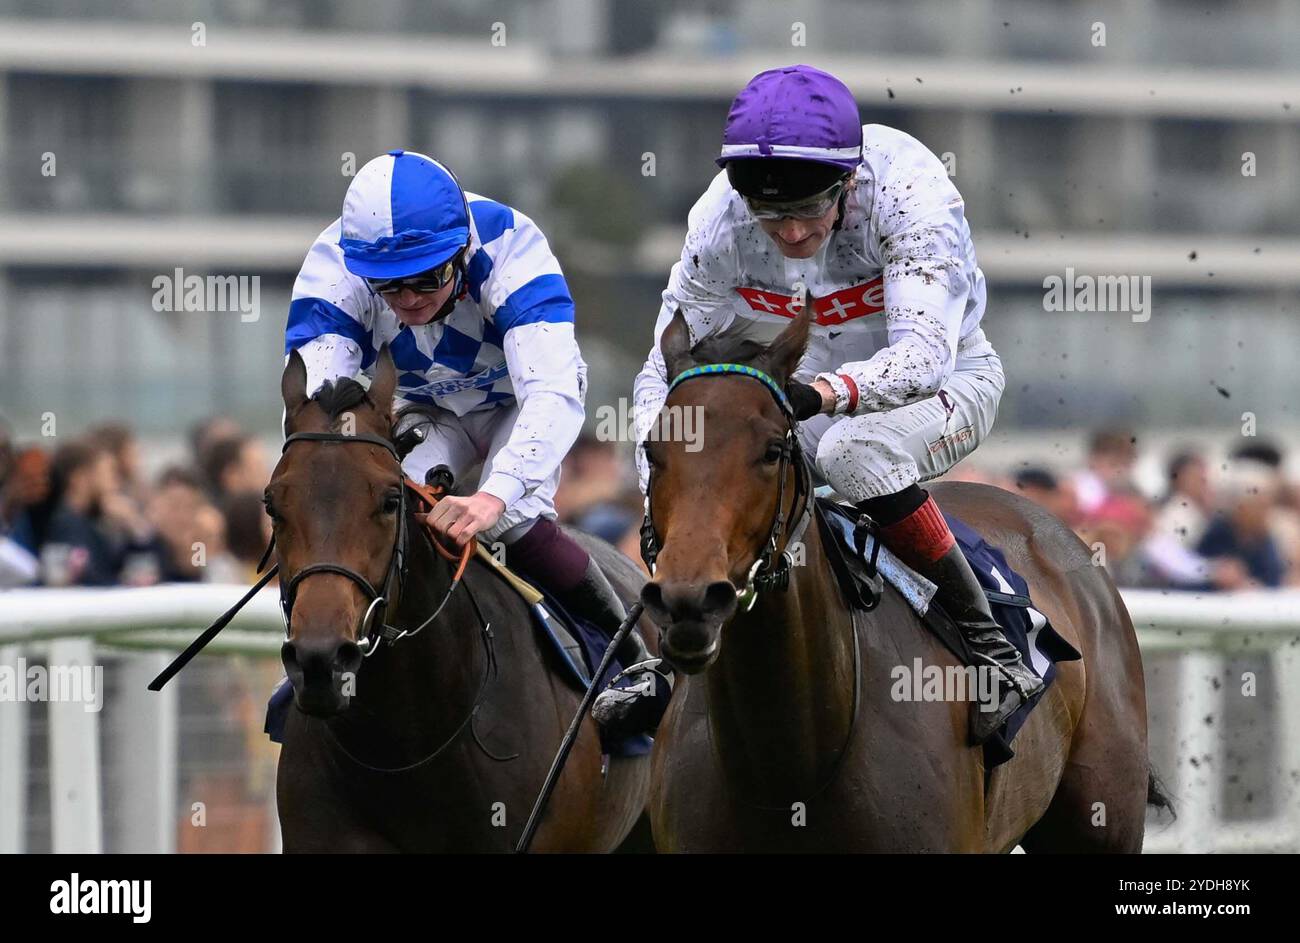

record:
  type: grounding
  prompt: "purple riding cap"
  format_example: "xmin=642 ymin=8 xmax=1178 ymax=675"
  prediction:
xmin=717 ymin=64 xmax=863 ymax=173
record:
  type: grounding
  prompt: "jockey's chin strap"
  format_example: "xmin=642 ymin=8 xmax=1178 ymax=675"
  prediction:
xmin=640 ymin=363 xmax=814 ymax=612
xmin=149 ymin=428 xmax=473 ymax=692
xmin=428 ymin=263 xmax=470 ymax=323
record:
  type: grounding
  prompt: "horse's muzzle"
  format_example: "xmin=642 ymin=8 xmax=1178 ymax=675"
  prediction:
xmin=641 ymin=579 xmax=737 ymax=674
xmin=281 ymin=636 xmax=364 ymax=716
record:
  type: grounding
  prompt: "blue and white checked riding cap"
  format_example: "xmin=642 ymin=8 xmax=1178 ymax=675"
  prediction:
xmin=339 ymin=149 xmax=470 ymax=279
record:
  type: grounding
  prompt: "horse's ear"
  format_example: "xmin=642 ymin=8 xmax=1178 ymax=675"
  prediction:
xmin=369 ymin=344 xmax=398 ymax=413
xmin=281 ymin=349 xmax=309 ymax=415
xmin=761 ymin=297 xmax=814 ymax=384
xmin=660 ymin=308 xmax=695 ymax=380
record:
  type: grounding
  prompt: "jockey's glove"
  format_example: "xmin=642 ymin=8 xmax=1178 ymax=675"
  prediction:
xmin=785 ymin=381 xmax=824 ymax=421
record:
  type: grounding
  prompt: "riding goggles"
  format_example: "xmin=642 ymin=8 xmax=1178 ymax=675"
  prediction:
xmin=743 ymin=180 xmax=846 ymax=221
xmin=364 ymin=252 xmax=463 ymax=294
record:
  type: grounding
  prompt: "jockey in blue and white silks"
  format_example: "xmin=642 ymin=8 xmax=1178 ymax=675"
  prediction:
xmin=632 ymin=67 xmax=1041 ymax=741
xmin=285 ymin=149 xmax=658 ymax=735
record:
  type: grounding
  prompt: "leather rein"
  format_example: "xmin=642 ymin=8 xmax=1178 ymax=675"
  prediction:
xmin=274 ymin=430 xmax=474 ymax=655
xmin=150 ymin=428 xmax=477 ymax=687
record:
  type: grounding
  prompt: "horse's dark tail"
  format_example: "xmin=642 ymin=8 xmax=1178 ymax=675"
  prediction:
xmin=1147 ymin=767 xmax=1176 ymax=819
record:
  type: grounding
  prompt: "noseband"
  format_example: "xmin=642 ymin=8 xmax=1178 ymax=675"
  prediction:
xmin=640 ymin=363 xmax=814 ymax=610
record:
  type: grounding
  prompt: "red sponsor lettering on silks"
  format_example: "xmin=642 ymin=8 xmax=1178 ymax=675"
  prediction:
xmin=735 ymin=277 xmax=885 ymax=325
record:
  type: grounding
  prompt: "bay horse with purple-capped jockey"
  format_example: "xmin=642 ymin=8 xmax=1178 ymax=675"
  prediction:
xmin=641 ymin=306 xmax=1164 ymax=852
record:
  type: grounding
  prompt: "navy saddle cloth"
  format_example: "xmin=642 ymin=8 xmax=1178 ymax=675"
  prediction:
xmin=264 ymin=579 xmax=666 ymax=759
xmin=819 ymin=499 xmax=1081 ymax=769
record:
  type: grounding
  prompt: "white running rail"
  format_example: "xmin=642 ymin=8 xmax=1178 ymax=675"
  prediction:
xmin=1 ymin=584 xmax=1297 ymax=853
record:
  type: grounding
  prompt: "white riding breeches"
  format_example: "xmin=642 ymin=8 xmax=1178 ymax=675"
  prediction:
xmin=801 ymin=345 xmax=1005 ymax=502
xmin=396 ymin=399 xmax=559 ymax=543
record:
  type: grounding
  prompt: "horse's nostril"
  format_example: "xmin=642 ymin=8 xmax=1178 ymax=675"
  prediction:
xmin=280 ymin=640 xmax=300 ymax=675
xmin=336 ymin=640 xmax=363 ymax=674
xmin=640 ymin=582 xmax=667 ymax=619
xmin=703 ymin=580 xmax=739 ymax=615
xmin=283 ymin=636 xmax=358 ymax=684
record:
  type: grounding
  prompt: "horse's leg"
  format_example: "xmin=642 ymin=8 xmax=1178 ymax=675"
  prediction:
xmin=1018 ymin=689 xmax=1149 ymax=852
xmin=1020 ymin=571 xmax=1149 ymax=854
xmin=1019 ymin=723 xmax=1149 ymax=853
xmin=278 ymin=782 xmax=396 ymax=852
xmin=613 ymin=811 xmax=656 ymax=854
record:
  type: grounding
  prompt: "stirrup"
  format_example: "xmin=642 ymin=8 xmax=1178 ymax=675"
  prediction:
xmin=592 ymin=658 xmax=669 ymax=734
xmin=603 ymin=657 xmax=669 ymax=690
xmin=970 ymin=688 xmax=1025 ymax=743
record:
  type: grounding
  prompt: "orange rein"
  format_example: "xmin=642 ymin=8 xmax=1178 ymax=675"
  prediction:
xmin=404 ymin=476 xmax=473 ymax=581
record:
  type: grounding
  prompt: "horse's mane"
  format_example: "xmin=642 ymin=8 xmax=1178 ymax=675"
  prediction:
xmin=393 ymin=400 xmax=459 ymax=440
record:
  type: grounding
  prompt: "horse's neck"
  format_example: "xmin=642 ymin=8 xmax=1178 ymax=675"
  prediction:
xmin=330 ymin=521 xmax=483 ymax=764
xmin=705 ymin=517 xmax=858 ymax=799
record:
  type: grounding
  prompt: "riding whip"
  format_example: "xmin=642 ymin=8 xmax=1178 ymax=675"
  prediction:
xmin=514 ymin=600 xmax=645 ymax=853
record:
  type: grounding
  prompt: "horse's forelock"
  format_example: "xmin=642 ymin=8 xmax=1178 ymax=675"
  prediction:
xmin=310 ymin=377 xmax=367 ymax=416
xmin=309 ymin=377 xmax=391 ymax=432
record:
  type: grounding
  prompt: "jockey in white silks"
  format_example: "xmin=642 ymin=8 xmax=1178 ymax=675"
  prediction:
xmin=286 ymin=150 xmax=657 ymax=736
xmin=633 ymin=66 xmax=1042 ymax=740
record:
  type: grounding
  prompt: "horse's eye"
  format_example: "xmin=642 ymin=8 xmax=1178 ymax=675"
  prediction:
xmin=763 ymin=442 xmax=785 ymax=465
xmin=262 ymin=495 xmax=281 ymax=521
xmin=382 ymin=491 xmax=402 ymax=514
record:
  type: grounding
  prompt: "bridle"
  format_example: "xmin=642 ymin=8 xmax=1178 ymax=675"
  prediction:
xmin=275 ymin=428 xmax=511 ymax=773
xmin=277 ymin=430 xmax=472 ymax=656
xmin=640 ymin=362 xmax=814 ymax=610
xmin=150 ymin=423 xmax=501 ymax=772
xmin=638 ymin=363 xmax=860 ymax=809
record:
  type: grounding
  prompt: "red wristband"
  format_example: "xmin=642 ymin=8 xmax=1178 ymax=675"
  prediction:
xmin=837 ymin=373 xmax=859 ymax=413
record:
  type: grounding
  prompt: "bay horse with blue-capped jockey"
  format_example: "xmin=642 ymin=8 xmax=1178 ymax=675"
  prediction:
xmin=271 ymin=348 xmax=656 ymax=852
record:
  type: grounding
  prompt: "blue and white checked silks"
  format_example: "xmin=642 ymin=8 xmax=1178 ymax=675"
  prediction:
xmin=285 ymin=150 xmax=587 ymax=512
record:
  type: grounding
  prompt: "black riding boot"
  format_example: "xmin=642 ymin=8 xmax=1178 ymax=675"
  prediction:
xmin=912 ymin=544 xmax=1044 ymax=743
xmin=865 ymin=488 xmax=1044 ymax=745
xmin=552 ymin=559 xmax=662 ymax=738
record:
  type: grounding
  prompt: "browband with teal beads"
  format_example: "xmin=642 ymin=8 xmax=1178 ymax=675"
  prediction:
xmin=667 ymin=363 xmax=793 ymax=417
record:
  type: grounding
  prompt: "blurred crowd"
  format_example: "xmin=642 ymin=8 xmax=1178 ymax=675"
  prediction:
xmin=947 ymin=430 xmax=1300 ymax=591
xmin=0 ymin=416 xmax=273 ymax=589
xmin=2 ymin=415 xmax=1297 ymax=593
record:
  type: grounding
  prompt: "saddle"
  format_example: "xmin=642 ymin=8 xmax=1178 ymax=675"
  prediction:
xmin=816 ymin=498 xmax=970 ymax=664
xmin=470 ymin=546 xmax=590 ymax=678
xmin=815 ymin=496 xmax=1081 ymax=768
xmin=453 ymin=544 xmax=663 ymax=758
